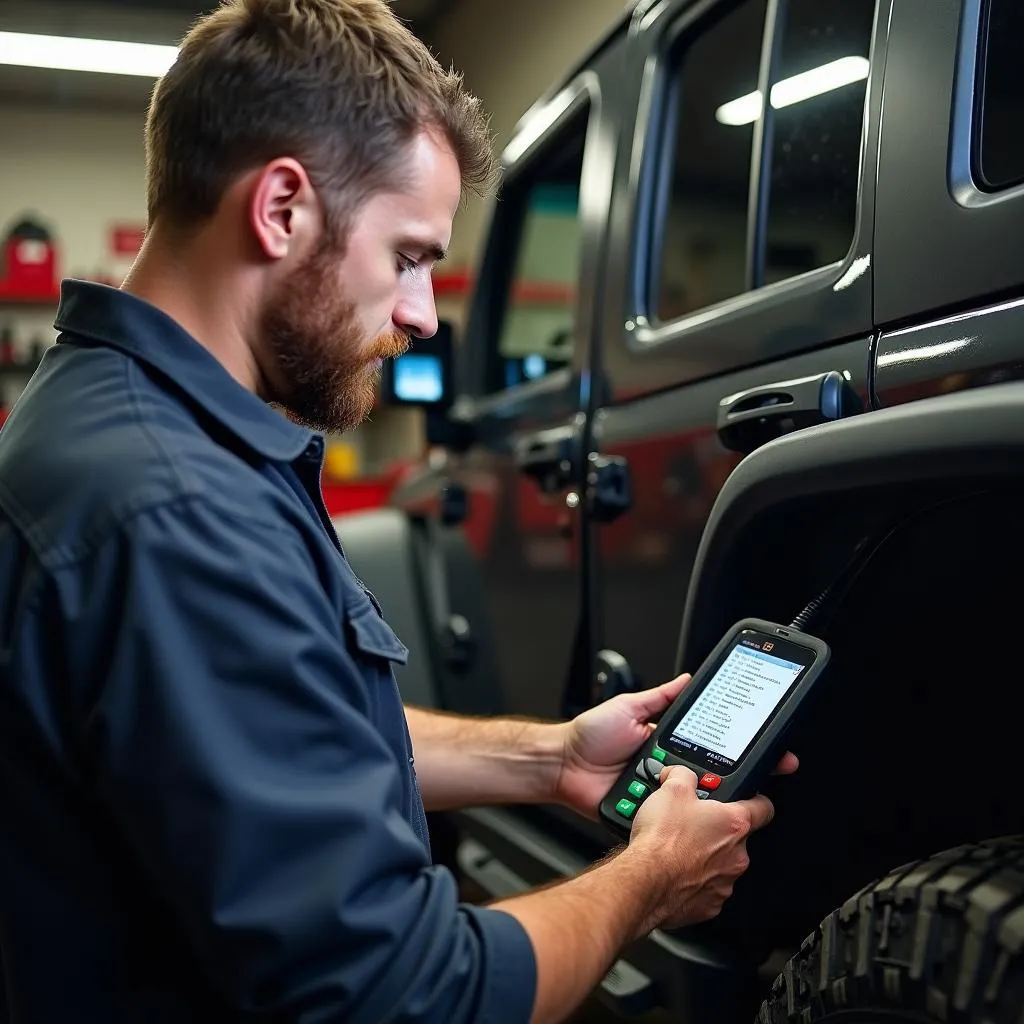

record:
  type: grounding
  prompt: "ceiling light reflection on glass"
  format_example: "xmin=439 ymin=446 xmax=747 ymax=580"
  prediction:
xmin=715 ymin=56 xmax=869 ymax=127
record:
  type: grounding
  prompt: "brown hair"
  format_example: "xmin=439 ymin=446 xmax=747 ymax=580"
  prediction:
xmin=145 ymin=0 xmax=495 ymax=232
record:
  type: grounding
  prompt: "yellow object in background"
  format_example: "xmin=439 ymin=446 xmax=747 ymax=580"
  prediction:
xmin=324 ymin=440 xmax=360 ymax=481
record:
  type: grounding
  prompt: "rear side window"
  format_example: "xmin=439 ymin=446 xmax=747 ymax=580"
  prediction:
xmin=975 ymin=0 xmax=1024 ymax=191
xmin=652 ymin=0 xmax=875 ymax=324
xmin=655 ymin=0 xmax=767 ymax=322
xmin=763 ymin=0 xmax=875 ymax=285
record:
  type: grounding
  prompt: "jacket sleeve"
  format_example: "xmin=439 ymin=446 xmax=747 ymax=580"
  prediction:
xmin=66 ymin=495 xmax=537 ymax=1024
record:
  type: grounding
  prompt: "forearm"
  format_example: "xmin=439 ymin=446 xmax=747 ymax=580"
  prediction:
xmin=405 ymin=706 xmax=566 ymax=812
xmin=491 ymin=846 xmax=664 ymax=1024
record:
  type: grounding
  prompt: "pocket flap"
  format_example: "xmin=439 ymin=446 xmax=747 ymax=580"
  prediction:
xmin=346 ymin=600 xmax=409 ymax=665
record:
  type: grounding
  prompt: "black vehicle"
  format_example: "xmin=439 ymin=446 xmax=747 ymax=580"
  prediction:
xmin=338 ymin=0 xmax=1024 ymax=1019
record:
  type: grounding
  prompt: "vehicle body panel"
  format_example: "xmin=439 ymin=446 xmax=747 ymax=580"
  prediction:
xmin=873 ymin=0 xmax=1024 ymax=329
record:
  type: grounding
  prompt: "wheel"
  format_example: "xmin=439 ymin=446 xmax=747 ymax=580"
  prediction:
xmin=758 ymin=836 xmax=1024 ymax=1022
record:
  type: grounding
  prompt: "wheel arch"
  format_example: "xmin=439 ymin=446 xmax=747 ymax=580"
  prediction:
xmin=678 ymin=381 xmax=1024 ymax=671
xmin=671 ymin=383 xmax=1024 ymax=960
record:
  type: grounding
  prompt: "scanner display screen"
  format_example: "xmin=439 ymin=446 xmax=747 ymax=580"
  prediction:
xmin=663 ymin=631 xmax=814 ymax=774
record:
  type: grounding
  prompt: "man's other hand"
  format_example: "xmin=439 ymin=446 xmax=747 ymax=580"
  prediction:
xmin=553 ymin=674 xmax=799 ymax=820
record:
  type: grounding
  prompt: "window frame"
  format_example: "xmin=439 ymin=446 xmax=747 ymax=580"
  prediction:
xmin=463 ymin=76 xmax=601 ymax=403
xmin=959 ymin=0 xmax=1024 ymax=198
xmin=625 ymin=0 xmax=876 ymax=354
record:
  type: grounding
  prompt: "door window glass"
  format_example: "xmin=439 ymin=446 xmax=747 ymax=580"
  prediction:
xmin=652 ymin=0 xmax=875 ymax=322
xmin=975 ymin=0 xmax=1024 ymax=191
xmin=491 ymin=113 xmax=587 ymax=392
xmin=654 ymin=0 xmax=767 ymax=323
xmin=763 ymin=0 xmax=875 ymax=285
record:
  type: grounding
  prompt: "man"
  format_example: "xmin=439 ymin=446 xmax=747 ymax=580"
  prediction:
xmin=0 ymin=1 xmax=796 ymax=1021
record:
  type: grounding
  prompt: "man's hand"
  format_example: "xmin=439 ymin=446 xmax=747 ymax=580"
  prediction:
xmin=495 ymin=759 xmax=781 ymax=1023
xmin=627 ymin=764 xmax=774 ymax=932
xmin=554 ymin=674 xmax=799 ymax=820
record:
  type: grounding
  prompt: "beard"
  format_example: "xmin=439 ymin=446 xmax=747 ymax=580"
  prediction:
xmin=260 ymin=242 xmax=410 ymax=434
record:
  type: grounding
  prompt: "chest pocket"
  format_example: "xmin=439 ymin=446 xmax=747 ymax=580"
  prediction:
xmin=343 ymin=589 xmax=409 ymax=667
xmin=340 ymin=578 xmax=429 ymax=852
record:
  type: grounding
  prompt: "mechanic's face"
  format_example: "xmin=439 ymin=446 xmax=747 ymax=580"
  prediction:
xmin=261 ymin=130 xmax=461 ymax=434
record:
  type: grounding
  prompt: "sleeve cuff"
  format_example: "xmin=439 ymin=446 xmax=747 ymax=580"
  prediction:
xmin=461 ymin=904 xmax=538 ymax=1024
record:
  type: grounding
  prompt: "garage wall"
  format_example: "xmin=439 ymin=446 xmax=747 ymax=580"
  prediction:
xmin=0 ymin=102 xmax=148 ymax=353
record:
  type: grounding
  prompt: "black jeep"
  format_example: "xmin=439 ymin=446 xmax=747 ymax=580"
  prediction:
xmin=339 ymin=0 xmax=1024 ymax=1018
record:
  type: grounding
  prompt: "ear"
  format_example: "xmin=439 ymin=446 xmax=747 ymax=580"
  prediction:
xmin=248 ymin=157 xmax=320 ymax=261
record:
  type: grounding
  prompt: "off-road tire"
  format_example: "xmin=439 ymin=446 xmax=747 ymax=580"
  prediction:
xmin=758 ymin=836 xmax=1024 ymax=1022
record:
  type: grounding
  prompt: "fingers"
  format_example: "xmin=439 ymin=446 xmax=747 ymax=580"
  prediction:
xmin=626 ymin=673 xmax=692 ymax=719
xmin=658 ymin=764 xmax=779 ymax=837
xmin=734 ymin=793 xmax=775 ymax=834
xmin=770 ymin=751 xmax=800 ymax=776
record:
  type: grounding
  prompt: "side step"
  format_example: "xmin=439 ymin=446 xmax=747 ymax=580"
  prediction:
xmin=453 ymin=806 xmax=762 ymax=1018
xmin=457 ymin=836 xmax=659 ymax=1017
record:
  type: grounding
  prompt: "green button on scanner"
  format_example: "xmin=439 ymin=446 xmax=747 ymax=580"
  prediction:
xmin=615 ymin=797 xmax=637 ymax=818
xmin=651 ymin=746 xmax=668 ymax=762
xmin=627 ymin=780 xmax=648 ymax=799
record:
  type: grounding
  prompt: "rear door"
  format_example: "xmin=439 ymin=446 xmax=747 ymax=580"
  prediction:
xmin=872 ymin=0 xmax=1024 ymax=406
xmin=590 ymin=0 xmax=884 ymax=693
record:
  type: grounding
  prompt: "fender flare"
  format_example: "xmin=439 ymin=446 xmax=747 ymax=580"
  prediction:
xmin=676 ymin=381 xmax=1024 ymax=669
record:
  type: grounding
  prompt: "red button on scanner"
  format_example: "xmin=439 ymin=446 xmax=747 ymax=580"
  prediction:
xmin=699 ymin=772 xmax=721 ymax=791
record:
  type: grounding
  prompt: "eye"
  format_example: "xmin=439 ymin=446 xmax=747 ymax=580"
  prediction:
xmin=397 ymin=253 xmax=418 ymax=274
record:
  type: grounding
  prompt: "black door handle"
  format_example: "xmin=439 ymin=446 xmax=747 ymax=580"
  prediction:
xmin=514 ymin=425 xmax=577 ymax=493
xmin=717 ymin=370 xmax=863 ymax=454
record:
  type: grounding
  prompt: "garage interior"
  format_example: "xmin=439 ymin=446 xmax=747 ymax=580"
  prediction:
xmin=1 ymin=0 xmax=1022 ymax=1021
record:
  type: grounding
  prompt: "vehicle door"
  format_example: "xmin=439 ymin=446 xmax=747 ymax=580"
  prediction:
xmin=872 ymin=0 xmax=1024 ymax=407
xmin=590 ymin=0 xmax=883 ymax=700
xmin=391 ymin=64 xmax=618 ymax=723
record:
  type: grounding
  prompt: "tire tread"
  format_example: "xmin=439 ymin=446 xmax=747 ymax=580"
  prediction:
xmin=758 ymin=836 xmax=1024 ymax=1022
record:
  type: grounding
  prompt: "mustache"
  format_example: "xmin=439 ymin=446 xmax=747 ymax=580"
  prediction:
xmin=371 ymin=331 xmax=412 ymax=361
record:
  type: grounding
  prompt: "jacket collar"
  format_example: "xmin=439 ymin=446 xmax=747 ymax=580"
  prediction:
xmin=53 ymin=279 xmax=316 ymax=463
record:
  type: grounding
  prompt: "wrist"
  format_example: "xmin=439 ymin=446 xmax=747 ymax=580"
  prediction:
xmin=615 ymin=840 xmax=675 ymax=938
xmin=523 ymin=719 xmax=571 ymax=804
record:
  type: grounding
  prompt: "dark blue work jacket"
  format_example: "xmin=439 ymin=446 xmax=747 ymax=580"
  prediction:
xmin=0 ymin=281 xmax=535 ymax=1023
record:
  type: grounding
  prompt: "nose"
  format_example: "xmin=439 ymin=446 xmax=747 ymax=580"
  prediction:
xmin=393 ymin=272 xmax=439 ymax=340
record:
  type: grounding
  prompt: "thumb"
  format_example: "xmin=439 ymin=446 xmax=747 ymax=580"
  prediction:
xmin=626 ymin=673 xmax=691 ymax=720
xmin=735 ymin=794 xmax=776 ymax=833
xmin=656 ymin=763 xmax=698 ymax=790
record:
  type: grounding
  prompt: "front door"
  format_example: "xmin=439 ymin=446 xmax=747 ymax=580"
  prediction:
xmin=440 ymin=76 xmax=611 ymax=722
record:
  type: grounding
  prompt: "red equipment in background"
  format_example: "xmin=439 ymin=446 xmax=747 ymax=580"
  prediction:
xmin=0 ymin=217 xmax=60 ymax=303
